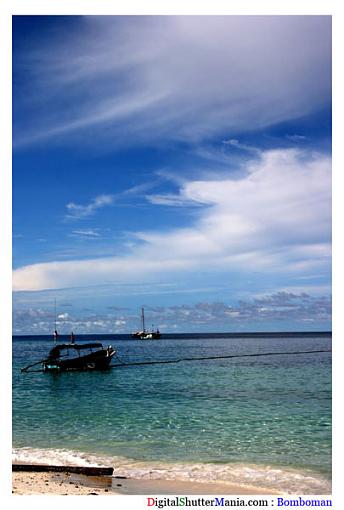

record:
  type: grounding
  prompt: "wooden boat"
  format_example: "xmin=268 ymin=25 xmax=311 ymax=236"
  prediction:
xmin=131 ymin=307 xmax=161 ymax=340
xmin=43 ymin=342 xmax=116 ymax=372
xmin=21 ymin=302 xmax=117 ymax=373
xmin=21 ymin=332 xmax=116 ymax=373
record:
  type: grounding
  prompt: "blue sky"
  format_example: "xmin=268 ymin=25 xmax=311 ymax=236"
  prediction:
xmin=12 ymin=15 xmax=332 ymax=334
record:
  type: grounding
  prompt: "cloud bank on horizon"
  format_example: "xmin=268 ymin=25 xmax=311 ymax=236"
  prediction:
xmin=12 ymin=15 xmax=332 ymax=332
xmin=13 ymin=292 xmax=331 ymax=335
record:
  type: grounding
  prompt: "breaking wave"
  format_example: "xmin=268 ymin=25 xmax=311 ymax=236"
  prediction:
xmin=12 ymin=447 xmax=331 ymax=494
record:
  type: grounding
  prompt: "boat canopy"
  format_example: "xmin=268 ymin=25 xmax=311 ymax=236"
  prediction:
xmin=49 ymin=343 xmax=103 ymax=357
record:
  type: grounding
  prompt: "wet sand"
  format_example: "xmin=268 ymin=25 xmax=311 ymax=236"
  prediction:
xmin=112 ymin=477 xmax=277 ymax=495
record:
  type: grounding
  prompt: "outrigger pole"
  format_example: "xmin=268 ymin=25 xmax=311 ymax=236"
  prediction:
xmin=21 ymin=359 xmax=48 ymax=372
xmin=20 ymin=348 xmax=331 ymax=374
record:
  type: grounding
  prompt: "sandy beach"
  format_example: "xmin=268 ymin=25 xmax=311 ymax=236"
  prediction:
xmin=12 ymin=471 xmax=114 ymax=495
xmin=12 ymin=469 xmax=278 ymax=496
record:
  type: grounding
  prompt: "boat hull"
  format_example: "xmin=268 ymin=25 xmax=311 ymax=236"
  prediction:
xmin=43 ymin=349 xmax=115 ymax=372
xmin=131 ymin=333 xmax=161 ymax=339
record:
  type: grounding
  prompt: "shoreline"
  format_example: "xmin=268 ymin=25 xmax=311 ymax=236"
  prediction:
xmin=12 ymin=469 xmax=279 ymax=496
xmin=11 ymin=449 xmax=332 ymax=495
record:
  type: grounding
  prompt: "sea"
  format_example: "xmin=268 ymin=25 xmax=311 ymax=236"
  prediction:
xmin=12 ymin=332 xmax=332 ymax=494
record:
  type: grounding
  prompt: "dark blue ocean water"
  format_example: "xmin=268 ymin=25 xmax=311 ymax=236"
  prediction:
xmin=12 ymin=333 xmax=331 ymax=493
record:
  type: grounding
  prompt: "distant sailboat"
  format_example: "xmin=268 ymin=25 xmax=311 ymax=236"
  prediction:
xmin=131 ymin=307 xmax=161 ymax=339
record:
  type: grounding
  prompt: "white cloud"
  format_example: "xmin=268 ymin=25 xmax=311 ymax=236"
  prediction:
xmin=222 ymin=139 xmax=261 ymax=154
xmin=12 ymin=148 xmax=331 ymax=292
xmin=13 ymin=16 xmax=331 ymax=148
xmin=66 ymin=194 xmax=114 ymax=219
xmin=13 ymin=292 xmax=331 ymax=334
xmin=70 ymin=230 xmax=101 ymax=238
xmin=146 ymin=193 xmax=204 ymax=207
xmin=115 ymin=319 xmax=126 ymax=326
xmin=286 ymin=135 xmax=307 ymax=142
xmin=57 ymin=312 xmax=70 ymax=320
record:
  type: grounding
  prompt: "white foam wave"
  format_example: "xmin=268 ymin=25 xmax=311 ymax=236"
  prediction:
xmin=12 ymin=447 xmax=331 ymax=494
xmin=12 ymin=447 xmax=105 ymax=468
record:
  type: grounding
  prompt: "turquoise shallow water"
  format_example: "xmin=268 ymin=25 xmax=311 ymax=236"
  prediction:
xmin=12 ymin=333 xmax=331 ymax=493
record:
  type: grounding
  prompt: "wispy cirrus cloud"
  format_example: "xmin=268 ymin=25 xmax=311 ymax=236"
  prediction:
xmin=286 ymin=134 xmax=308 ymax=142
xmin=146 ymin=193 xmax=204 ymax=207
xmin=222 ymin=139 xmax=261 ymax=155
xmin=13 ymin=148 xmax=331 ymax=292
xmin=65 ymin=181 xmax=161 ymax=220
xmin=66 ymin=194 xmax=114 ymax=219
xmin=70 ymin=229 xmax=101 ymax=238
xmin=13 ymin=16 xmax=331 ymax=150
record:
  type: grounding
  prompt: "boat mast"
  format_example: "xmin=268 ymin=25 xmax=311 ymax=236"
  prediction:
xmin=141 ymin=307 xmax=145 ymax=332
xmin=53 ymin=298 xmax=58 ymax=343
